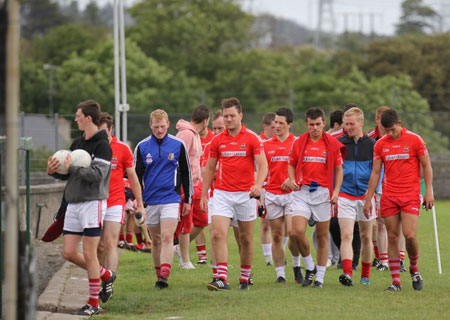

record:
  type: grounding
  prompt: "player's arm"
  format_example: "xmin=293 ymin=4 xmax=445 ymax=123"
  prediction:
xmin=200 ymin=157 xmax=217 ymax=211
xmin=250 ymin=153 xmax=268 ymax=198
xmin=363 ymin=158 xmax=382 ymax=217
xmin=419 ymin=154 xmax=434 ymax=210
xmin=287 ymin=164 xmax=299 ymax=191
xmin=68 ymin=142 xmax=112 ymax=183
xmin=126 ymin=167 xmax=145 ymax=216
xmin=179 ymin=143 xmax=193 ymax=215
xmin=331 ymin=164 xmax=343 ymax=204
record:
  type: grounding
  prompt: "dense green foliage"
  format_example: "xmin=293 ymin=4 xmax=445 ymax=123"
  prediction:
xmin=19 ymin=0 xmax=450 ymax=151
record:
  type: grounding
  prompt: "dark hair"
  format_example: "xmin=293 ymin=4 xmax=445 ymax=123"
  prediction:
xmin=262 ymin=112 xmax=276 ymax=125
xmin=343 ymin=103 xmax=359 ymax=112
xmin=213 ymin=110 xmax=223 ymax=121
xmin=99 ymin=112 xmax=113 ymax=130
xmin=380 ymin=109 xmax=399 ymax=128
xmin=329 ymin=110 xmax=343 ymax=127
xmin=276 ymin=108 xmax=294 ymax=124
xmin=305 ymin=107 xmax=325 ymax=122
xmin=221 ymin=97 xmax=242 ymax=113
xmin=77 ymin=100 xmax=101 ymax=126
xmin=192 ymin=105 xmax=210 ymax=124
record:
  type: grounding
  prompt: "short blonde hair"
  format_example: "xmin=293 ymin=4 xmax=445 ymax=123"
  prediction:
xmin=150 ymin=109 xmax=169 ymax=123
xmin=344 ymin=107 xmax=364 ymax=122
xmin=375 ymin=106 xmax=390 ymax=120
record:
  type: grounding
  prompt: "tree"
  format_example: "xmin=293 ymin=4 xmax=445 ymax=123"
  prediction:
xmin=396 ymin=0 xmax=438 ymax=35
xmin=20 ymin=0 xmax=68 ymax=38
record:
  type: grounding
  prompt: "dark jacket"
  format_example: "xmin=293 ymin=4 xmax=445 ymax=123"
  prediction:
xmin=53 ymin=129 xmax=112 ymax=203
xmin=338 ymin=134 xmax=377 ymax=197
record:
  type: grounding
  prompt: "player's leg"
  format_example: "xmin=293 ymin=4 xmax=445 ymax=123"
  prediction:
xmin=314 ymin=220 xmax=330 ymax=287
xmin=358 ymin=219 xmax=374 ymax=285
xmin=179 ymin=202 xmax=194 ymax=269
xmin=260 ymin=218 xmax=273 ymax=266
xmin=237 ymin=219 xmax=255 ymax=289
xmin=99 ymin=221 xmax=121 ymax=271
xmin=269 ymin=216 xmax=286 ymax=282
xmin=63 ymin=233 xmax=86 ymax=269
xmin=398 ymin=224 xmax=407 ymax=272
xmin=208 ymin=215 xmax=231 ymax=290
xmin=383 ymin=213 xmax=402 ymax=291
xmin=149 ymin=225 xmax=162 ymax=276
xmin=290 ymin=215 xmax=316 ymax=286
xmin=286 ymin=214 xmax=303 ymax=283
xmin=377 ymin=218 xmax=389 ymax=270
xmin=338 ymin=217 xmax=355 ymax=285
xmin=400 ymin=211 xmax=422 ymax=290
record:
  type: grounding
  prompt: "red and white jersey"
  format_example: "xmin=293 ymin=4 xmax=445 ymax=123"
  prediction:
xmin=368 ymin=126 xmax=382 ymax=141
xmin=201 ymin=128 xmax=215 ymax=150
xmin=289 ymin=135 xmax=343 ymax=188
xmin=264 ymin=133 xmax=296 ymax=195
xmin=373 ymin=127 xmax=427 ymax=196
xmin=209 ymin=124 xmax=263 ymax=192
xmin=108 ymin=135 xmax=134 ymax=208
xmin=259 ymin=131 xmax=270 ymax=142
xmin=330 ymin=128 xmax=346 ymax=139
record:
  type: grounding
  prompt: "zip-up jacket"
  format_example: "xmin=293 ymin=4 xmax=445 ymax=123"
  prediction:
xmin=338 ymin=134 xmax=377 ymax=198
xmin=52 ymin=129 xmax=112 ymax=203
xmin=135 ymin=133 xmax=193 ymax=205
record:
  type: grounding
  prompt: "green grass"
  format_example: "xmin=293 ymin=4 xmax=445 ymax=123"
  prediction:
xmin=100 ymin=201 xmax=450 ymax=320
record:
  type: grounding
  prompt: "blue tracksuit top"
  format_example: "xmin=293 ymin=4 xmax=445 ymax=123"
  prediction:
xmin=135 ymin=133 xmax=193 ymax=205
xmin=338 ymin=134 xmax=379 ymax=197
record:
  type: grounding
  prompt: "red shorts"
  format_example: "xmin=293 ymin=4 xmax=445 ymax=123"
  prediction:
xmin=380 ymin=194 xmax=421 ymax=218
xmin=192 ymin=197 xmax=208 ymax=227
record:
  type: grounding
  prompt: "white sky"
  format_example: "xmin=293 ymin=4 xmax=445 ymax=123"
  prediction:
xmin=76 ymin=0 xmax=444 ymax=36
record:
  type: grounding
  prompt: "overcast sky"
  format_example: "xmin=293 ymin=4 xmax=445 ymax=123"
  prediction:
xmin=76 ymin=0 xmax=443 ymax=36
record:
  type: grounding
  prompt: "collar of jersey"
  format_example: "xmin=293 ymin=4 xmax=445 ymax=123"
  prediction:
xmin=224 ymin=124 xmax=247 ymax=136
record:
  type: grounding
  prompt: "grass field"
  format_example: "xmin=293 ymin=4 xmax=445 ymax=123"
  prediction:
xmin=99 ymin=201 xmax=450 ymax=320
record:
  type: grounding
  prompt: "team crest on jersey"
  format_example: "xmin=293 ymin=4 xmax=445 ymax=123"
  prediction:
xmin=112 ymin=156 xmax=118 ymax=161
xmin=111 ymin=164 xmax=117 ymax=169
xmin=146 ymin=153 xmax=153 ymax=164
xmin=403 ymin=146 xmax=409 ymax=152
xmin=240 ymin=144 xmax=246 ymax=149
xmin=168 ymin=153 xmax=174 ymax=160
xmin=323 ymin=151 xmax=327 ymax=156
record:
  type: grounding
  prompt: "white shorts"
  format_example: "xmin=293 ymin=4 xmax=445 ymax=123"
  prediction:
xmin=208 ymin=197 xmax=238 ymax=227
xmin=337 ymin=197 xmax=376 ymax=222
xmin=104 ymin=205 xmax=125 ymax=224
xmin=64 ymin=200 xmax=106 ymax=233
xmin=289 ymin=185 xmax=331 ymax=222
xmin=145 ymin=203 xmax=179 ymax=226
xmin=212 ymin=189 xmax=257 ymax=222
xmin=264 ymin=191 xmax=292 ymax=220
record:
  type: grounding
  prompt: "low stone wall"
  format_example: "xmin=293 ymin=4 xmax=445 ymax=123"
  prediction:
xmin=430 ymin=153 xmax=450 ymax=200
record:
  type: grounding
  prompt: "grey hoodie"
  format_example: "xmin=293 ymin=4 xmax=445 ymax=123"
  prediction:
xmin=53 ymin=130 xmax=112 ymax=203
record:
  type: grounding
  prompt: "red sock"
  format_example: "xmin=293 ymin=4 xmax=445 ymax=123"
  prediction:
xmin=388 ymin=258 xmax=401 ymax=285
xmin=155 ymin=266 xmax=161 ymax=278
xmin=119 ymin=233 xmax=125 ymax=241
xmin=212 ymin=265 xmax=218 ymax=279
xmin=342 ymin=259 xmax=353 ymax=277
xmin=88 ymin=278 xmax=100 ymax=308
xmin=100 ymin=266 xmax=111 ymax=282
xmin=373 ymin=241 xmax=380 ymax=259
xmin=217 ymin=262 xmax=228 ymax=282
xmin=361 ymin=261 xmax=371 ymax=279
xmin=126 ymin=232 xmax=133 ymax=244
xmin=409 ymin=254 xmax=419 ymax=273
xmin=399 ymin=250 xmax=405 ymax=261
xmin=160 ymin=263 xmax=172 ymax=279
xmin=196 ymin=244 xmax=207 ymax=261
xmin=380 ymin=252 xmax=388 ymax=265
xmin=136 ymin=232 xmax=143 ymax=244
xmin=240 ymin=264 xmax=251 ymax=283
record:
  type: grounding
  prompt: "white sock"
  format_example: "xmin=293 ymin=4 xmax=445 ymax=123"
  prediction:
xmin=275 ymin=266 xmax=286 ymax=279
xmin=292 ymin=255 xmax=301 ymax=268
xmin=316 ymin=265 xmax=326 ymax=283
xmin=262 ymin=243 xmax=272 ymax=257
xmin=303 ymin=254 xmax=315 ymax=271
xmin=283 ymin=237 xmax=289 ymax=248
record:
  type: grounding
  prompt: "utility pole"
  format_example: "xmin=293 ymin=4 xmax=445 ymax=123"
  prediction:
xmin=314 ymin=0 xmax=336 ymax=48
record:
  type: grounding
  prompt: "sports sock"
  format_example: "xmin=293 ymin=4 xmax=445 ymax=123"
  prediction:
xmin=88 ymin=278 xmax=100 ymax=308
xmin=283 ymin=237 xmax=289 ymax=248
xmin=160 ymin=263 xmax=172 ymax=280
xmin=342 ymin=259 xmax=353 ymax=277
xmin=136 ymin=232 xmax=143 ymax=244
xmin=373 ymin=240 xmax=380 ymax=259
xmin=155 ymin=266 xmax=161 ymax=278
xmin=217 ymin=262 xmax=228 ymax=282
xmin=388 ymin=258 xmax=401 ymax=285
xmin=316 ymin=265 xmax=326 ymax=283
xmin=212 ymin=265 xmax=218 ymax=279
xmin=303 ymin=254 xmax=315 ymax=271
xmin=292 ymin=255 xmax=301 ymax=268
xmin=400 ymin=250 xmax=405 ymax=261
xmin=361 ymin=261 xmax=371 ymax=279
xmin=119 ymin=233 xmax=125 ymax=242
xmin=240 ymin=264 xmax=251 ymax=283
xmin=126 ymin=232 xmax=133 ymax=244
xmin=275 ymin=266 xmax=286 ymax=279
xmin=262 ymin=244 xmax=272 ymax=261
xmin=100 ymin=266 xmax=111 ymax=282
xmin=409 ymin=254 xmax=419 ymax=273
xmin=196 ymin=244 xmax=207 ymax=262
xmin=380 ymin=252 xmax=388 ymax=266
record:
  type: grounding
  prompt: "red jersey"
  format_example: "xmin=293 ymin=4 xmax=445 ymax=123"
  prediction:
xmin=201 ymin=128 xmax=215 ymax=150
xmin=289 ymin=135 xmax=343 ymax=188
xmin=209 ymin=124 xmax=263 ymax=192
xmin=368 ymin=126 xmax=382 ymax=140
xmin=264 ymin=133 xmax=296 ymax=195
xmin=108 ymin=135 xmax=134 ymax=207
xmin=373 ymin=127 xmax=427 ymax=196
xmin=259 ymin=131 xmax=270 ymax=141
xmin=330 ymin=128 xmax=346 ymax=139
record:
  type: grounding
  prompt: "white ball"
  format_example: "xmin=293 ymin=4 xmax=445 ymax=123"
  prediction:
xmin=71 ymin=149 xmax=92 ymax=168
xmin=52 ymin=150 xmax=71 ymax=175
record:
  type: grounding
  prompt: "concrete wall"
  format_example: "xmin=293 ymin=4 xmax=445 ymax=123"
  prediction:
xmin=430 ymin=153 xmax=450 ymax=200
